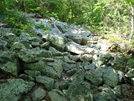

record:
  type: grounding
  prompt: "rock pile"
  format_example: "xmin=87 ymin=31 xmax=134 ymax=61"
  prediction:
xmin=0 ymin=14 xmax=134 ymax=101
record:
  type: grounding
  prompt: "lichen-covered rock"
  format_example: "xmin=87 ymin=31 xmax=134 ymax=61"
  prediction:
xmin=1 ymin=61 xmax=19 ymax=76
xmin=42 ymin=60 xmax=63 ymax=78
xmin=17 ymin=49 xmax=40 ymax=63
xmin=80 ymin=54 xmax=93 ymax=62
xmin=65 ymin=41 xmax=94 ymax=55
xmin=66 ymin=81 xmax=93 ymax=101
xmin=0 ymin=51 xmax=12 ymax=62
xmin=85 ymin=69 xmax=103 ymax=86
xmin=47 ymin=28 xmax=65 ymax=50
xmin=125 ymin=69 xmax=134 ymax=78
xmin=0 ymin=79 xmax=35 ymax=101
xmin=49 ymin=47 xmax=63 ymax=56
xmin=103 ymin=68 xmax=118 ymax=87
xmin=2 ymin=33 xmax=19 ymax=44
xmin=94 ymin=84 xmax=116 ymax=101
xmin=19 ymin=32 xmax=31 ymax=40
xmin=0 ymin=40 xmax=8 ymax=50
xmin=84 ymin=64 xmax=95 ymax=70
xmin=48 ymin=89 xmax=68 ymax=101
xmin=24 ymin=70 xmax=41 ymax=78
xmin=24 ymin=60 xmax=46 ymax=71
xmin=31 ymin=87 xmax=46 ymax=101
xmin=36 ymin=75 xmax=54 ymax=90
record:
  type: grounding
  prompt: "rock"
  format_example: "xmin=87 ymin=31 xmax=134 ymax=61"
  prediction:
xmin=2 ymin=33 xmax=18 ymax=44
xmin=42 ymin=60 xmax=63 ymax=78
xmin=54 ymin=22 xmax=68 ymax=33
xmin=47 ymin=28 xmax=65 ymax=50
xmin=65 ymin=41 xmax=94 ymax=55
xmin=19 ymin=32 xmax=31 ymax=40
xmin=0 ymin=40 xmax=8 ymax=50
xmin=17 ymin=49 xmax=40 ymax=63
xmin=40 ymin=41 xmax=50 ymax=48
xmin=103 ymin=68 xmax=118 ymax=87
xmin=63 ymin=56 xmax=75 ymax=63
xmin=31 ymin=41 xmax=40 ymax=47
xmin=66 ymin=81 xmax=93 ymax=101
xmin=24 ymin=70 xmax=41 ymax=78
xmin=0 ymin=51 xmax=12 ymax=62
xmin=31 ymin=87 xmax=46 ymax=101
xmin=69 ymin=54 xmax=80 ymax=61
xmin=1 ymin=61 xmax=19 ymax=76
xmin=130 ymin=78 xmax=134 ymax=85
xmin=70 ymin=69 xmax=85 ymax=83
xmin=36 ymin=75 xmax=54 ymax=90
xmin=49 ymin=47 xmax=63 ymax=56
xmin=94 ymin=92 xmax=115 ymax=101
xmin=0 ymin=79 xmax=35 ymax=101
xmin=80 ymin=54 xmax=93 ymax=61
xmin=11 ymin=42 xmax=26 ymax=52
xmin=85 ymin=69 xmax=103 ymax=86
xmin=84 ymin=64 xmax=95 ymax=70
xmin=0 ymin=28 xmax=12 ymax=35
xmin=20 ymin=40 xmax=31 ymax=49
xmin=24 ymin=60 xmax=46 ymax=71
xmin=94 ymin=84 xmax=116 ymax=101
xmin=113 ymin=85 xmax=121 ymax=97
xmin=19 ymin=74 xmax=34 ymax=81
xmin=125 ymin=69 xmax=134 ymax=77
xmin=30 ymin=37 xmax=42 ymax=43
xmin=62 ymin=62 xmax=76 ymax=71
xmin=55 ymin=81 xmax=69 ymax=90
xmin=48 ymin=89 xmax=68 ymax=101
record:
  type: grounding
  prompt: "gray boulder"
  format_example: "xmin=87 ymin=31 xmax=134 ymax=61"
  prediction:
xmin=47 ymin=28 xmax=65 ymax=50
xmin=42 ymin=60 xmax=63 ymax=78
xmin=80 ymin=54 xmax=93 ymax=61
xmin=24 ymin=60 xmax=46 ymax=71
xmin=31 ymin=87 xmax=46 ymax=101
xmin=103 ymin=68 xmax=118 ymax=87
xmin=0 ymin=79 xmax=35 ymax=101
xmin=48 ymin=89 xmax=68 ymax=101
xmin=24 ymin=70 xmax=41 ymax=79
xmin=36 ymin=75 xmax=54 ymax=90
xmin=125 ymin=69 xmax=134 ymax=77
xmin=65 ymin=41 xmax=94 ymax=55
xmin=66 ymin=81 xmax=93 ymax=101
xmin=2 ymin=33 xmax=18 ymax=44
xmin=0 ymin=40 xmax=8 ymax=50
xmin=1 ymin=61 xmax=19 ymax=76
xmin=85 ymin=69 xmax=103 ymax=86
xmin=94 ymin=84 xmax=116 ymax=101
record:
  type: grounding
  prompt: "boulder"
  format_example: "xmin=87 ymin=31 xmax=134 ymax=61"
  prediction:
xmin=31 ymin=87 xmax=46 ymax=101
xmin=66 ymin=81 xmax=93 ymax=101
xmin=65 ymin=41 xmax=94 ymax=55
xmin=42 ymin=60 xmax=63 ymax=78
xmin=85 ymin=69 xmax=103 ymax=86
xmin=0 ymin=79 xmax=35 ymax=101
xmin=47 ymin=28 xmax=65 ymax=50
xmin=125 ymin=69 xmax=134 ymax=78
xmin=103 ymin=68 xmax=118 ymax=87
xmin=48 ymin=89 xmax=68 ymax=101
xmin=24 ymin=60 xmax=46 ymax=71
xmin=1 ymin=61 xmax=19 ymax=76
xmin=94 ymin=84 xmax=116 ymax=101
xmin=36 ymin=75 xmax=54 ymax=90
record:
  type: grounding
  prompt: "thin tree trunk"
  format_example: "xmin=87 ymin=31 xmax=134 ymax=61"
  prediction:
xmin=129 ymin=6 xmax=134 ymax=41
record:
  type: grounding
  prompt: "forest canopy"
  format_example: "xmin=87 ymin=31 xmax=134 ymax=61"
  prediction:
xmin=0 ymin=0 xmax=134 ymax=42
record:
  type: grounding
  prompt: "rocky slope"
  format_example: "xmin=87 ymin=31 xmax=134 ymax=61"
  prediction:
xmin=0 ymin=14 xmax=134 ymax=101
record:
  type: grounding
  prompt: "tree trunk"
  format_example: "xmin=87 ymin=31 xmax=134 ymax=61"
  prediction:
xmin=129 ymin=6 xmax=134 ymax=41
